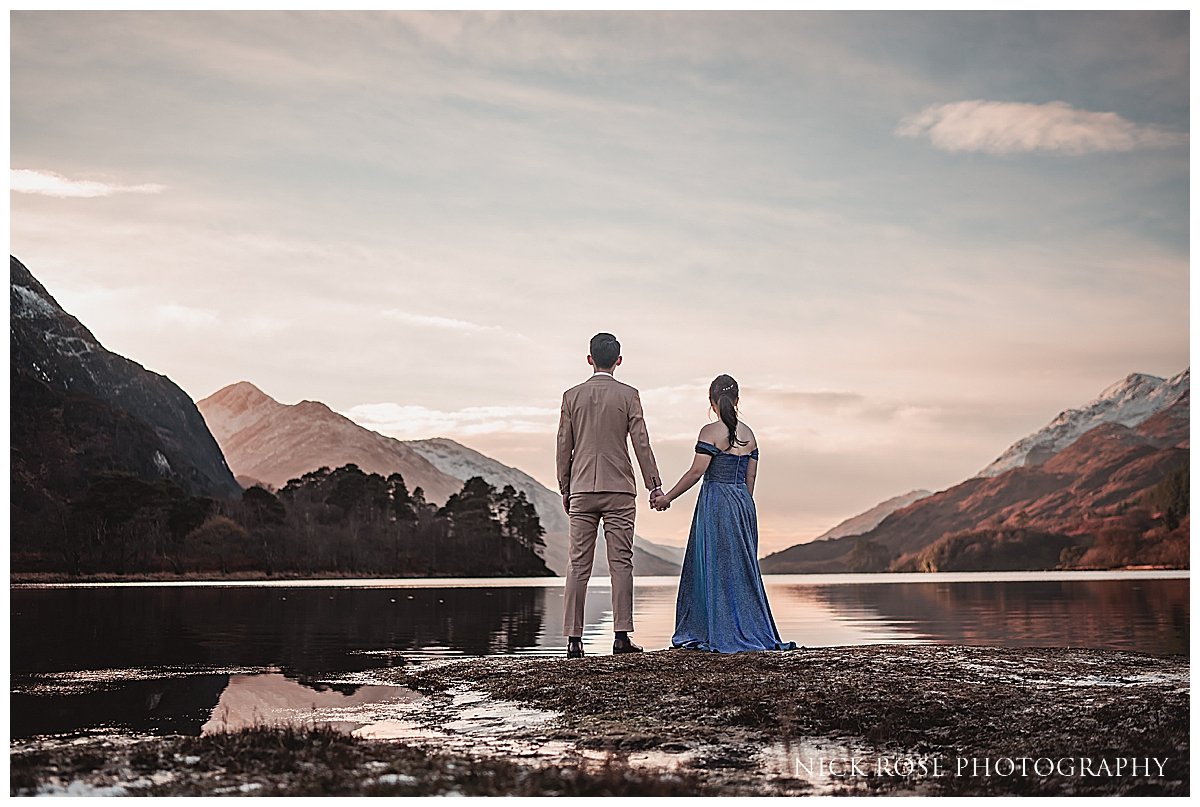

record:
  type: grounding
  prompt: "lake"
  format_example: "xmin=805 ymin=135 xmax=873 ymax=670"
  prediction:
xmin=10 ymin=571 xmax=1188 ymax=741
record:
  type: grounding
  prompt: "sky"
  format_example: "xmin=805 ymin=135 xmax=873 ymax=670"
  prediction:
xmin=9 ymin=11 xmax=1190 ymax=554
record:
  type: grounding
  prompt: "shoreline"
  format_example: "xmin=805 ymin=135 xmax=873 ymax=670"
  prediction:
xmin=8 ymin=570 xmax=557 ymax=586
xmin=11 ymin=645 xmax=1189 ymax=796
xmin=10 ymin=566 xmax=1188 ymax=587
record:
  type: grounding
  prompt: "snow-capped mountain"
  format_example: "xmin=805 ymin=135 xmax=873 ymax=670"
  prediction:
xmin=198 ymin=382 xmax=682 ymax=576
xmin=762 ymin=368 xmax=1190 ymax=574
xmin=977 ymin=369 xmax=1190 ymax=478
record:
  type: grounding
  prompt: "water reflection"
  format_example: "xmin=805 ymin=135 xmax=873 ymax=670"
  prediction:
xmin=11 ymin=674 xmax=231 ymax=738
xmin=10 ymin=573 xmax=1188 ymax=739
xmin=12 ymin=576 xmax=1188 ymax=673
xmin=589 ymin=582 xmax=932 ymax=652
xmin=572 ymin=575 xmax=1190 ymax=655
xmin=202 ymin=674 xmax=420 ymax=735
xmin=791 ymin=577 xmax=1191 ymax=655
xmin=10 ymin=586 xmax=547 ymax=677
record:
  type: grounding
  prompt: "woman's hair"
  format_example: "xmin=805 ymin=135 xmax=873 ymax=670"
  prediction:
xmin=709 ymin=374 xmax=748 ymax=448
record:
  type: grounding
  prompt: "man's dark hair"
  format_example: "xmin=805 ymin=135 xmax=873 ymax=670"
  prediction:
xmin=589 ymin=332 xmax=620 ymax=370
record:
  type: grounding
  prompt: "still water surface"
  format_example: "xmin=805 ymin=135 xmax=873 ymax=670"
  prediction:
xmin=10 ymin=571 xmax=1188 ymax=740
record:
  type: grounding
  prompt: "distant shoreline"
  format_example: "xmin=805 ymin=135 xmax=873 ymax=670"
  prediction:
xmin=10 ymin=566 xmax=1187 ymax=587
xmin=7 ymin=570 xmax=554 ymax=585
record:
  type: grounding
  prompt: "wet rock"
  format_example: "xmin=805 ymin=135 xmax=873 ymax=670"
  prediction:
xmin=400 ymin=645 xmax=1189 ymax=796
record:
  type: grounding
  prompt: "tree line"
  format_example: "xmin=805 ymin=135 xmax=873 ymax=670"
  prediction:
xmin=32 ymin=464 xmax=551 ymax=578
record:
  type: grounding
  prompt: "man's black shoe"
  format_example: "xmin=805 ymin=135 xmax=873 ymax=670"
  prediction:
xmin=612 ymin=637 xmax=643 ymax=654
xmin=566 ymin=640 xmax=585 ymax=659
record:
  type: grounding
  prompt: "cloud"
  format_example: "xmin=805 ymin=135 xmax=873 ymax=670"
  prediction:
xmin=343 ymin=402 xmax=559 ymax=439
xmin=382 ymin=308 xmax=526 ymax=339
xmin=11 ymin=168 xmax=166 ymax=198
xmin=385 ymin=310 xmax=497 ymax=332
xmin=154 ymin=304 xmax=219 ymax=329
xmin=896 ymin=100 xmax=1188 ymax=155
xmin=754 ymin=388 xmax=868 ymax=413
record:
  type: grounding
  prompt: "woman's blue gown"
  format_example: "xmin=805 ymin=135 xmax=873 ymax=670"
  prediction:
xmin=672 ymin=441 xmax=796 ymax=653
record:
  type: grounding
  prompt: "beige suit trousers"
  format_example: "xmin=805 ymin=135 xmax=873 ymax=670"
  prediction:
xmin=563 ymin=491 xmax=636 ymax=637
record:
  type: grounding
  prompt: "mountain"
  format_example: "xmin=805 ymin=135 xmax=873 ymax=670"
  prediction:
xmin=196 ymin=382 xmax=463 ymax=504
xmin=197 ymin=383 xmax=683 ymax=576
xmin=761 ymin=370 xmax=1189 ymax=574
xmin=806 ymin=489 xmax=933 ymax=543
xmin=10 ymin=256 xmax=240 ymax=536
xmin=977 ymin=370 xmax=1189 ymax=477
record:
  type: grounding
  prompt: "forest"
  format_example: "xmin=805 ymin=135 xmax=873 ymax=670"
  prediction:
xmin=16 ymin=464 xmax=552 ymax=579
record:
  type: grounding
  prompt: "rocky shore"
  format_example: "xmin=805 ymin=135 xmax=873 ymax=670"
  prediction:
xmin=11 ymin=645 xmax=1189 ymax=796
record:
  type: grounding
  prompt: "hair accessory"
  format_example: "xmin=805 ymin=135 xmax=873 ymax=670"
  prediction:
xmin=721 ymin=384 xmax=735 ymax=393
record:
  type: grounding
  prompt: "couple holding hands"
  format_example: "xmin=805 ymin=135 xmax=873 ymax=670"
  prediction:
xmin=556 ymin=332 xmax=795 ymax=659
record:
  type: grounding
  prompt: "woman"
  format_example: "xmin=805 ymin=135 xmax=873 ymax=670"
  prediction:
xmin=653 ymin=375 xmax=795 ymax=653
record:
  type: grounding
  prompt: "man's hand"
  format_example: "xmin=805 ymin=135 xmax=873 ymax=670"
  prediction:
xmin=562 ymin=493 xmax=571 ymax=514
xmin=649 ymin=488 xmax=670 ymax=511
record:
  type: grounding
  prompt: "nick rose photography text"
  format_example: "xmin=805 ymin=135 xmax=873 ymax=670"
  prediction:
xmin=801 ymin=756 xmax=1170 ymax=779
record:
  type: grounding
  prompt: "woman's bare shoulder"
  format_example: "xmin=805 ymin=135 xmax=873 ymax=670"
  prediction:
xmin=697 ymin=421 xmax=725 ymax=442
xmin=739 ymin=422 xmax=757 ymax=449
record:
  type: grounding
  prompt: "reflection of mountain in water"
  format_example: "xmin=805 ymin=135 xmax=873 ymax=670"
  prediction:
xmin=12 ymin=672 xmax=425 ymax=740
xmin=775 ymin=579 xmax=1189 ymax=655
xmin=11 ymin=674 xmax=231 ymax=739
xmin=11 ymin=586 xmax=548 ymax=678
xmin=202 ymin=674 xmax=420 ymax=734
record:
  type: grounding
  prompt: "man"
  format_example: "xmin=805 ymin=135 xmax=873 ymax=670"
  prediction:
xmin=556 ymin=332 xmax=666 ymax=659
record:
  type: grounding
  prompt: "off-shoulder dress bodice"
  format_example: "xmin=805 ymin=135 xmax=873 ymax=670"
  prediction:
xmin=695 ymin=441 xmax=758 ymax=485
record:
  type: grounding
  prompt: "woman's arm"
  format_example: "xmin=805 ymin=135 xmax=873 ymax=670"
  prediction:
xmin=660 ymin=453 xmax=711 ymax=507
xmin=746 ymin=458 xmax=758 ymax=497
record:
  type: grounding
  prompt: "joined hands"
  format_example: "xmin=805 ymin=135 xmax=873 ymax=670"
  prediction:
xmin=649 ymin=488 xmax=671 ymax=511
